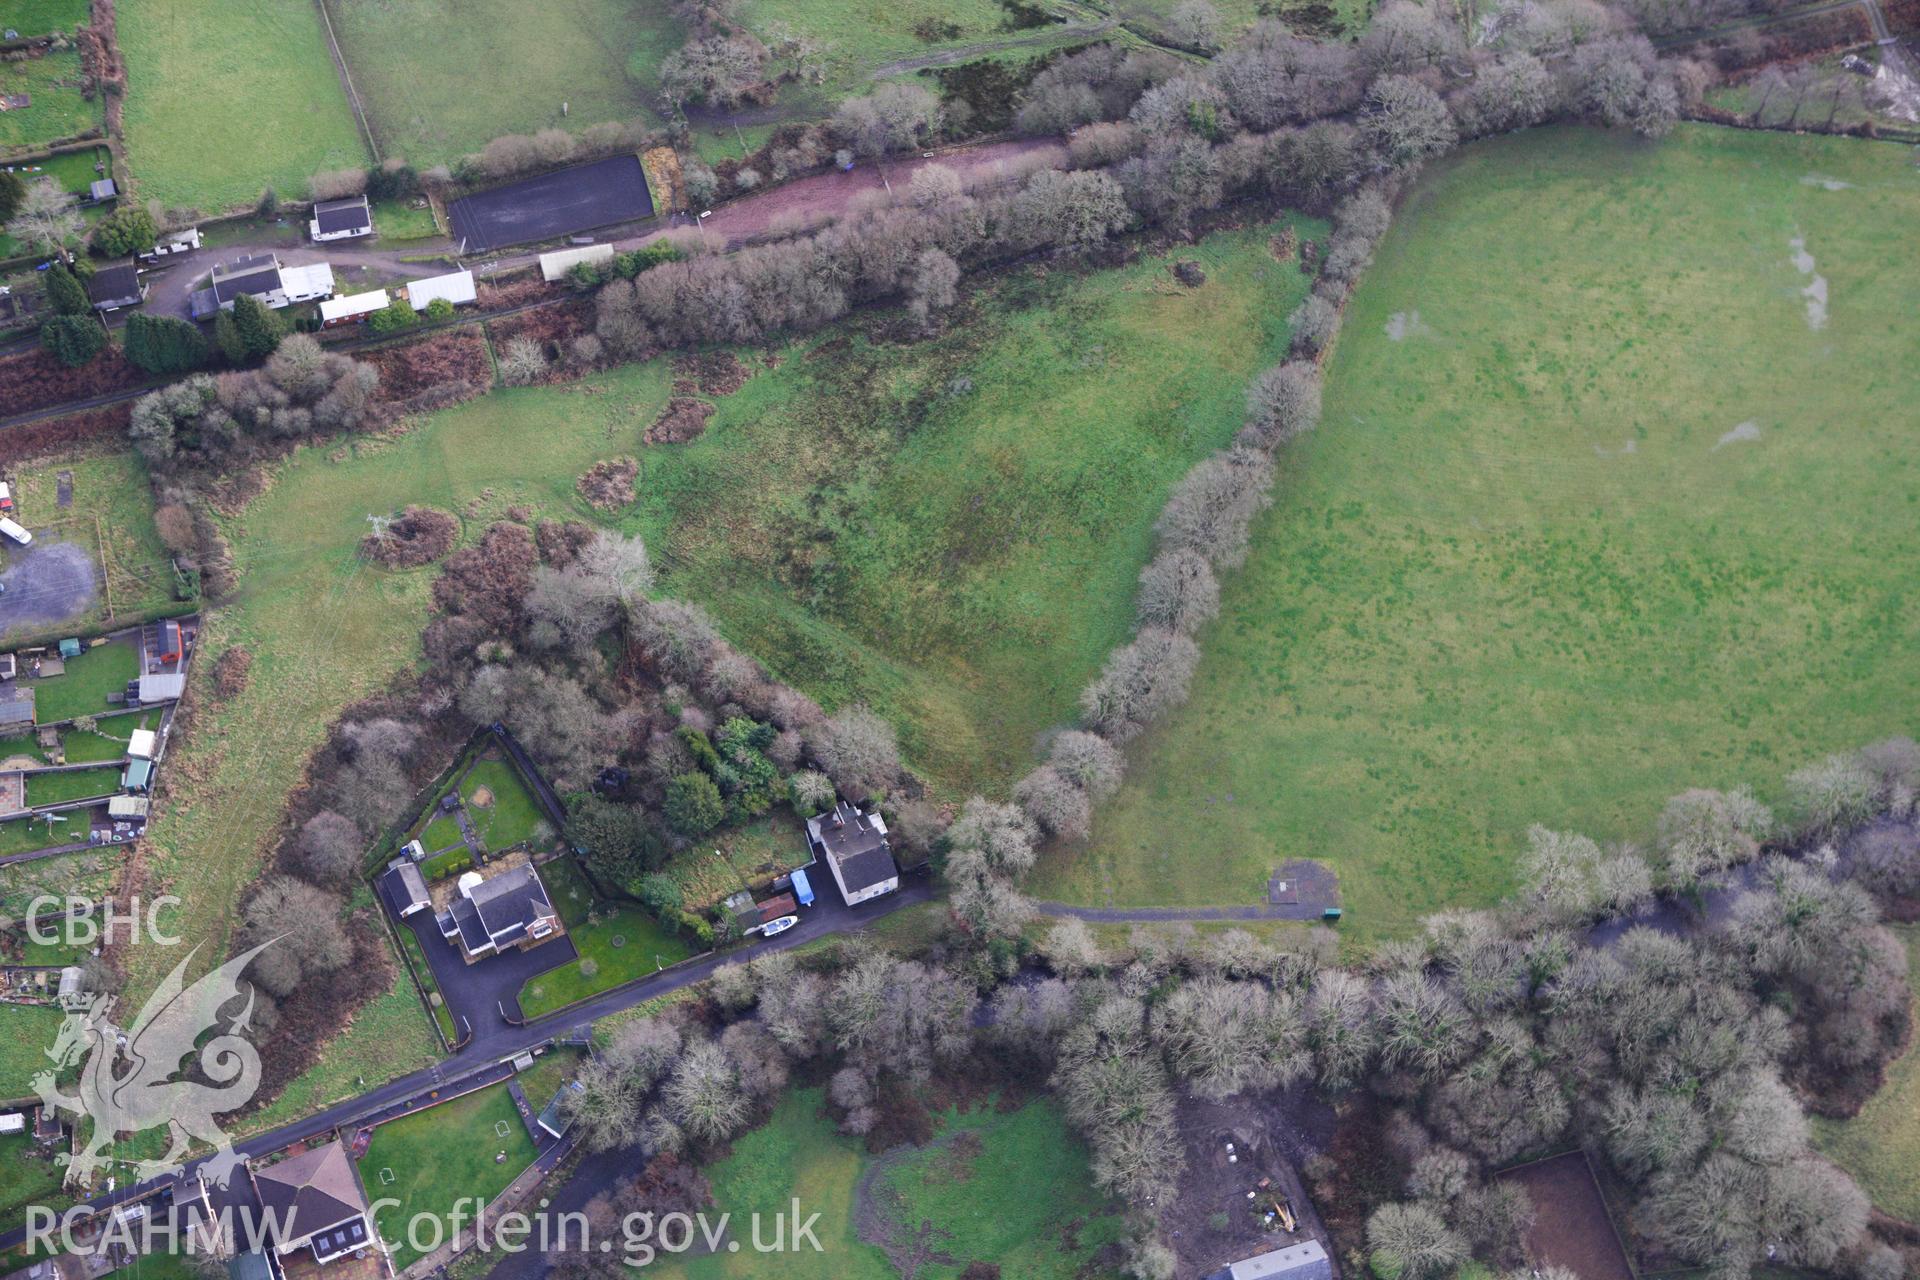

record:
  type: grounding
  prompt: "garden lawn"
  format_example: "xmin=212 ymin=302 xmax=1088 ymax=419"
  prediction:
xmin=516 ymin=858 xmax=691 ymax=1018
xmin=514 ymin=1046 xmax=584 ymax=1109
xmin=653 ymin=1089 xmax=1119 ymax=1279
xmin=0 ymin=1132 xmax=65 ymax=1226
xmin=417 ymin=815 xmax=465 ymax=857
xmin=0 ymin=51 xmax=101 ymax=149
xmin=234 ymin=977 xmax=441 ymax=1136
xmin=1816 ymin=924 xmax=1920 ymax=1220
xmin=29 ymin=638 xmax=139 ymax=724
xmin=460 ymin=758 xmax=545 ymax=852
xmin=1 ymin=450 xmax=176 ymax=649
xmin=0 ymin=1004 xmax=67 ymax=1102
xmin=118 ymin=0 xmax=367 ymax=211
xmin=356 ymin=1082 xmax=538 ymax=1269
xmin=630 ymin=216 xmax=1322 ymax=795
xmin=1033 ymin=125 xmax=1920 ymax=937
xmin=24 ymin=766 xmax=120 ymax=807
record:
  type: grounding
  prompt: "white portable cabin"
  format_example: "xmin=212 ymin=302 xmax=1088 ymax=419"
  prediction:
xmin=127 ymin=728 xmax=157 ymax=760
xmin=405 ymin=269 xmax=476 ymax=312
xmin=538 ymin=243 xmax=613 ymax=283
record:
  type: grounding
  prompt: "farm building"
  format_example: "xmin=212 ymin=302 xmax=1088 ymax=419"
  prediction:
xmin=107 ymin=795 xmax=150 ymax=821
xmin=448 ymin=154 xmax=655 ymax=254
xmin=806 ymin=799 xmax=899 ymax=906
xmin=404 ymin=269 xmax=475 ymax=312
xmin=1204 ymin=1241 xmax=1332 ymax=1280
xmin=0 ymin=1112 xmax=22 ymax=1135
xmin=86 ymin=262 xmax=145 ymax=312
xmin=122 ymin=757 xmax=152 ymax=793
xmin=436 ymin=864 xmax=560 ymax=962
xmin=190 ymin=256 xmax=335 ymax=319
xmin=309 ymin=194 xmax=373 ymax=242
xmin=319 ymin=289 xmax=389 ymax=327
xmin=538 ymin=243 xmax=613 ymax=283
xmin=88 ymin=178 xmax=117 ymax=203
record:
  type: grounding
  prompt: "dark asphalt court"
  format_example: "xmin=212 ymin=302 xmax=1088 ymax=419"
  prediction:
xmin=448 ymin=154 xmax=655 ymax=254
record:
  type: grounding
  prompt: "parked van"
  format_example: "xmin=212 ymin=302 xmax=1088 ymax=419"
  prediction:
xmin=789 ymin=867 xmax=815 ymax=907
xmin=0 ymin=518 xmax=31 ymax=546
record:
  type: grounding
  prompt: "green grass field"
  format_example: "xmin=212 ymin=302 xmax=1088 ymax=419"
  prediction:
xmin=0 ymin=51 xmax=102 ymax=150
xmin=325 ymin=0 xmax=1060 ymax=172
xmin=516 ymin=856 xmax=691 ymax=1018
xmin=652 ymin=1088 xmax=1121 ymax=1279
xmin=118 ymin=0 xmax=367 ymax=211
xmin=324 ymin=0 xmax=669 ymax=170
xmin=357 ymin=1082 xmax=537 ymax=1268
xmin=630 ymin=217 xmax=1321 ymax=795
xmin=0 ymin=452 xmax=180 ymax=649
xmin=5 ymin=0 xmax=90 ymax=37
xmin=1031 ymin=125 xmax=1920 ymax=935
xmin=459 ymin=758 xmax=546 ymax=852
xmin=1816 ymin=925 xmax=1920 ymax=1221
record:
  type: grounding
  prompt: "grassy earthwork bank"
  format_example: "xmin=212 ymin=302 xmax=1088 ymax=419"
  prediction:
xmin=651 ymin=1088 xmax=1123 ymax=1279
xmin=1033 ymin=125 xmax=1920 ymax=935
xmin=1816 ymin=924 xmax=1920 ymax=1221
xmin=356 ymin=1081 xmax=539 ymax=1269
xmin=117 ymin=0 xmax=367 ymax=210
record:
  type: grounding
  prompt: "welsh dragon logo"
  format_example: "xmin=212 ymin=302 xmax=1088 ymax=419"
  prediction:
xmin=33 ymin=942 xmax=275 ymax=1187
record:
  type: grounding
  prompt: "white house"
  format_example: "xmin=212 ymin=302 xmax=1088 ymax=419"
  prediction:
xmin=405 ymin=269 xmax=476 ymax=312
xmin=806 ymin=800 xmax=899 ymax=907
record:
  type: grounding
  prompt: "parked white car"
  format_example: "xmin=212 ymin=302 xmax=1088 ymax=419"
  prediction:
xmin=0 ymin=517 xmax=31 ymax=546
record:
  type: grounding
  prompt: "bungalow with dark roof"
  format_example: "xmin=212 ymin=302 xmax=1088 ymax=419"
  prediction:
xmin=247 ymin=1140 xmax=380 ymax=1267
xmin=805 ymin=799 xmax=899 ymax=906
xmin=309 ymin=195 xmax=373 ymax=243
xmin=190 ymin=256 xmax=335 ymax=319
xmin=87 ymin=261 xmax=146 ymax=312
xmin=435 ymin=864 xmax=559 ymax=962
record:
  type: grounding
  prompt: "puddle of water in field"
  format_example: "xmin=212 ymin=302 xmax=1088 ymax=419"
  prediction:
xmin=1787 ymin=235 xmax=1829 ymax=330
xmin=1384 ymin=310 xmax=1429 ymax=340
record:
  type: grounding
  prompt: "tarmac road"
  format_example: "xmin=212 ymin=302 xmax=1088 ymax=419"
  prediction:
xmin=0 ymin=876 xmax=936 ymax=1253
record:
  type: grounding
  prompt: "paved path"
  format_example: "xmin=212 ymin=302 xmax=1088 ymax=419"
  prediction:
xmin=1037 ymin=902 xmax=1330 ymax=922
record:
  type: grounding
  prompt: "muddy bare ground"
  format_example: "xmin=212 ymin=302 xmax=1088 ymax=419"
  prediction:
xmin=1163 ymin=1085 xmax=1338 ymax=1277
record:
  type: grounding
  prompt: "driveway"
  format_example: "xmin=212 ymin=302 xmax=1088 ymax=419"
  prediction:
xmin=399 ymin=905 xmax=578 ymax=1050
